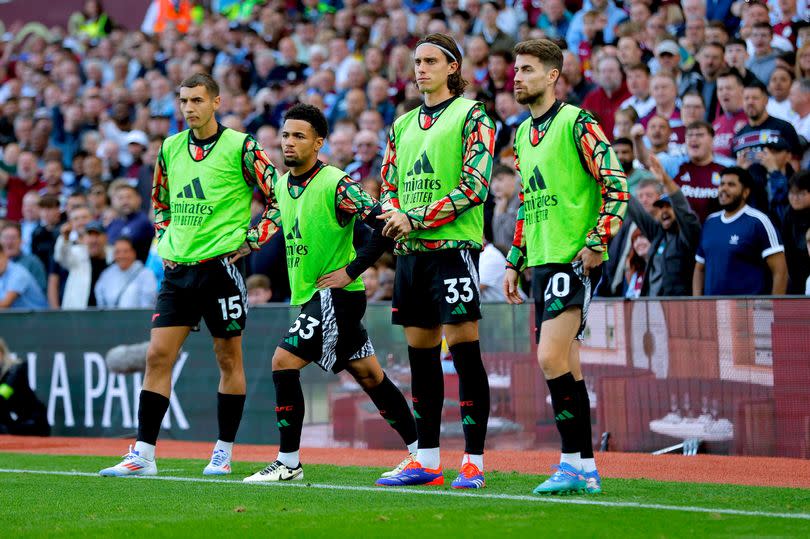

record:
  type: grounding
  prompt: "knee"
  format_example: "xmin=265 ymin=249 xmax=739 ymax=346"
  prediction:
xmin=272 ymin=349 xmax=299 ymax=371
xmin=145 ymin=344 xmax=175 ymax=374
xmin=537 ymin=352 xmax=565 ymax=377
xmin=355 ymin=370 xmax=384 ymax=390
xmin=214 ymin=342 xmax=242 ymax=374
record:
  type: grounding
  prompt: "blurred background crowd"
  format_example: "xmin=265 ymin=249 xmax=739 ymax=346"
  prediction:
xmin=0 ymin=0 xmax=808 ymax=312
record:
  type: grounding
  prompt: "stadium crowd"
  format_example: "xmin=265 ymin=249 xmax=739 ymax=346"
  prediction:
xmin=0 ymin=0 xmax=809 ymax=311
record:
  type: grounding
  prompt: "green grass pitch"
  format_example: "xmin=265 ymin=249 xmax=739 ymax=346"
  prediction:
xmin=2 ymin=453 xmax=809 ymax=538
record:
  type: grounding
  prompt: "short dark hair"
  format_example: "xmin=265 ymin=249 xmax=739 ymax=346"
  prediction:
xmin=1 ymin=222 xmax=21 ymax=236
xmin=725 ymin=38 xmax=747 ymax=49
xmin=492 ymin=164 xmax=515 ymax=177
xmin=625 ymin=63 xmax=650 ymax=75
xmin=789 ymin=170 xmax=810 ymax=192
xmin=38 ymin=194 xmax=60 ymax=208
xmin=699 ymin=42 xmax=725 ymax=55
xmin=721 ymin=166 xmax=754 ymax=190
xmin=180 ymin=73 xmax=220 ymax=98
xmin=514 ymin=39 xmax=563 ymax=76
xmin=415 ymin=33 xmax=468 ymax=96
xmin=490 ymin=49 xmax=513 ymax=64
xmin=743 ymin=79 xmax=769 ymax=95
xmin=612 ymin=137 xmax=633 ymax=147
xmin=284 ymin=103 xmax=329 ymax=138
xmin=751 ymin=21 xmax=773 ymax=35
xmin=718 ymin=69 xmax=745 ymax=86
xmin=686 ymin=120 xmax=714 ymax=136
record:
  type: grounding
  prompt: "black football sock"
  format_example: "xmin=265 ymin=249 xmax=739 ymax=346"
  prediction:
xmin=363 ymin=373 xmax=418 ymax=447
xmin=272 ymin=370 xmax=305 ymax=453
xmin=576 ymin=379 xmax=594 ymax=459
xmin=450 ymin=340 xmax=490 ymax=455
xmin=546 ymin=372 xmax=581 ymax=455
xmin=217 ymin=392 xmax=246 ymax=443
xmin=136 ymin=390 xmax=170 ymax=446
xmin=408 ymin=344 xmax=443 ymax=449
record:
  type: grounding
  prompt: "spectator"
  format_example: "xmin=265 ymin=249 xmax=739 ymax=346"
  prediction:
xmin=30 ymin=195 xmax=62 ymax=270
xmin=361 ymin=266 xmax=381 ymax=302
xmin=566 ymin=0 xmax=627 ymax=53
xmin=246 ymin=274 xmax=273 ymax=305
xmin=782 ymin=170 xmax=810 ymax=294
xmin=766 ymin=66 xmax=797 ymax=122
xmin=478 ymin=240 xmax=511 ymax=303
xmin=641 ymin=74 xmax=683 ymax=145
xmin=19 ymin=191 xmax=40 ymax=255
xmin=0 ymin=231 xmax=48 ymax=310
xmin=694 ymin=167 xmax=788 ymax=296
xmin=325 ymin=130 xmax=356 ymax=170
xmin=624 ymin=229 xmax=650 ymax=298
xmin=536 ymin=0 xmax=572 ymax=42
xmin=490 ymin=164 xmax=520 ymax=254
xmin=690 ymin=42 xmax=726 ymax=122
xmin=0 ymin=338 xmax=49 ymax=436
xmin=105 ymin=181 xmax=154 ymax=262
xmin=561 ymin=50 xmax=595 ymax=105
xmin=612 ymin=137 xmax=654 ymax=194
xmin=345 ymin=130 xmax=383 ymax=183
xmin=94 ymin=237 xmax=157 ymax=308
xmin=747 ymin=22 xmax=781 ymax=85
xmin=627 ymin=155 xmax=702 ymax=297
xmin=486 ymin=50 xmax=515 ymax=96
xmin=0 ymin=151 xmax=44 ymax=222
xmin=613 ymin=107 xmax=639 ymax=140
xmin=672 ymin=121 xmax=728 ymax=223
xmin=713 ymin=70 xmax=750 ymax=158
xmin=789 ymin=78 xmax=810 ymax=169
xmin=0 ymin=223 xmax=46 ymax=293
xmin=733 ymin=80 xmax=803 ymax=171
xmin=750 ymin=139 xmax=795 ymax=226
xmin=724 ymin=39 xmax=761 ymax=87
xmin=582 ymin=55 xmax=631 ymax=137
xmin=619 ymin=63 xmax=655 ymax=119
xmin=479 ymin=1 xmax=515 ymax=52
xmin=54 ymin=220 xmax=112 ymax=309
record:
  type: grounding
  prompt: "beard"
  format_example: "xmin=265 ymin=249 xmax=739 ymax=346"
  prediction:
xmin=283 ymin=156 xmax=302 ymax=167
xmin=720 ymin=193 xmax=745 ymax=211
xmin=516 ymin=88 xmax=544 ymax=105
xmin=619 ymin=159 xmax=633 ymax=173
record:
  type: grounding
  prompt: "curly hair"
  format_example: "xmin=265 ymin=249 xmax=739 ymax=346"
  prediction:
xmin=283 ymin=103 xmax=329 ymax=139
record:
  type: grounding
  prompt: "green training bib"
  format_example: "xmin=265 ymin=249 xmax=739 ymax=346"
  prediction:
xmin=157 ymin=128 xmax=252 ymax=263
xmin=275 ymin=165 xmax=364 ymax=305
xmin=514 ymin=104 xmax=601 ymax=266
xmin=393 ymin=97 xmax=484 ymax=243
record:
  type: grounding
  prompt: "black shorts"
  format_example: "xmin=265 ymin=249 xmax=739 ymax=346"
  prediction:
xmin=277 ymin=288 xmax=374 ymax=373
xmin=532 ymin=261 xmax=600 ymax=343
xmin=153 ymin=259 xmax=248 ymax=339
xmin=392 ymin=249 xmax=482 ymax=328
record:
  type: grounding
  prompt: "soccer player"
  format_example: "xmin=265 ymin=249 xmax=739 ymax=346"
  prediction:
xmin=504 ymin=40 xmax=628 ymax=495
xmin=100 ymin=73 xmax=278 ymax=477
xmin=374 ymin=33 xmax=495 ymax=489
xmin=243 ymin=104 xmax=418 ymax=483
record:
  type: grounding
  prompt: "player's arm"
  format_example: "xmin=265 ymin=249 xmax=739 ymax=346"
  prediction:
xmin=574 ymin=110 xmax=629 ymax=260
xmin=504 ymin=150 xmax=526 ymax=304
xmin=242 ymin=135 xmax=282 ymax=251
xmin=402 ymin=105 xmax=495 ymax=230
xmin=152 ymin=144 xmax=170 ymax=242
xmin=318 ymin=178 xmax=394 ymax=289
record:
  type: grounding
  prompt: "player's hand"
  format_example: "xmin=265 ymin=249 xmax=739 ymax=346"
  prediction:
xmin=573 ymin=246 xmax=603 ymax=276
xmin=317 ymin=266 xmax=353 ymax=289
xmin=227 ymin=241 xmax=252 ymax=265
xmin=378 ymin=210 xmax=413 ymax=241
xmin=162 ymin=258 xmax=177 ymax=270
xmin=503 ymin=268 xmax=524 ymax=305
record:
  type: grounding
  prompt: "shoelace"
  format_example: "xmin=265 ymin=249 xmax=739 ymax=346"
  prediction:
xmin=395 ymin=454 xmax=416 ymax=472
xmin=549 ymin=465 xmax=577 ymax=481
xmin=459 ymin=462 xmax=481 ymax=478
xmin=121 ymin=445 xmax=139 ymax=461
xmin=210 ymin=450 xmax=229 ymax=467
xmin=259 ymin=461 xmax=283 ymax=475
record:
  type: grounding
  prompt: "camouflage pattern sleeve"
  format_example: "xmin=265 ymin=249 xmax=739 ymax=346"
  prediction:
xmin=404 ymin=104 xmax=495 ymax=229
xmin=152 ymin=145 xmax=170 ymax=241
xmin=506 ymin=150 xmax=527 ymax=271
xmin=379 ymin=126 xmax=400 ymax=212
xmin=241 ymin=135 xmax=282 ymax=250
xmin=574 ymin=110 xmax=629 ymax=252
xmin=336 ymin=176 xmax=379 ymax=223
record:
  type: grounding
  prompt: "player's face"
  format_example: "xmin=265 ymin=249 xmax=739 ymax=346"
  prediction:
xmin=413 ymin=44 xmax=456 ymax=94
xmin=718 ymin=174 xmax=748 ymax=210
xmin=281 ymin=119 xmax=324 ymax=168
xmin=179 ymin=85 xmax=220 ymax=130
xmin=513 ymin=54 xmax=558 ymax=105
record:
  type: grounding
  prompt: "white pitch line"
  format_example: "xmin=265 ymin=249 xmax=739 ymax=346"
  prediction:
xmin=2 ymin=468 xmax=809 ymax=521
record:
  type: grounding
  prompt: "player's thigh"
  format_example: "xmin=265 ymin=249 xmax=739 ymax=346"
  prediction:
xmin=152 ymin=266 xmax=202 ymax=331
xmin=537 ymin=308 xmax=582 ymax=376
xmin=147 ymin=326 xmax=191 ymax=370
xmin=404 ymin=326 xmax=443 ymax=348
xmin=434 ymin=250 xmax=482 ymax=326
xmin=443 ymin=320 xmax=479 ymax=346
xmin=200 ymin=260 xmax=248 ymax=339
